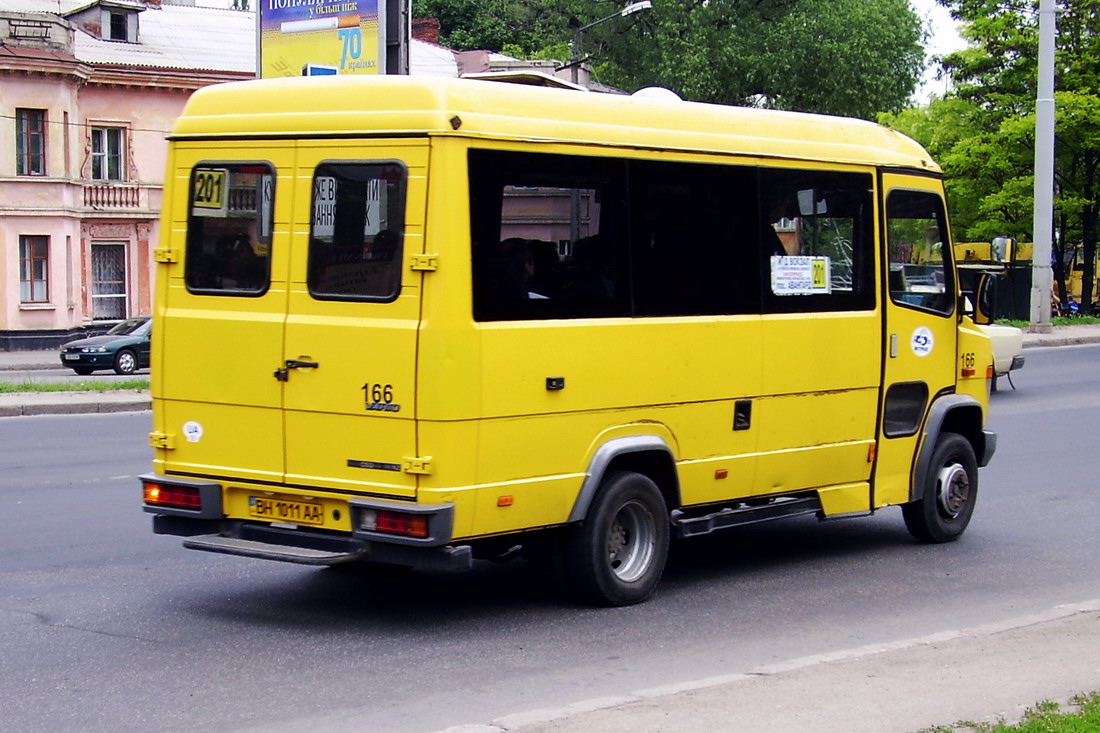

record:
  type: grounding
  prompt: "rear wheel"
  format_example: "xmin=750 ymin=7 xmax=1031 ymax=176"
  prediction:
xmin=113 ymin=349 xmax=138 ymax=375
xmin=565 ymin=471 xmax=669 ymax=606
xmin=902 ymin=432 xmax=978 ymax=543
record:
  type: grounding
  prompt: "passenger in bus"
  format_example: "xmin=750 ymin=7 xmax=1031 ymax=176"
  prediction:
xmin=366 ymin=229 xmax=399 ymax=263
xmin=485 ymin=238 xmax=548 ymax=301
xmin=361 ymin=229 xmax=401 ymax=296
xmin=217 ymin=233 xmax=263 ymax=290
xmin=528 ymin=239 xmax=560 ymax=298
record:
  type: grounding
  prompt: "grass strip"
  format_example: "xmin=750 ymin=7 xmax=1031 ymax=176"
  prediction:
xmin=919 ymin=691 xmax=1100 ymax=732
xmin=0 ymin=379 xmax=149 ymax=394
xmin=998 ymin=316 xmax=1100 ymax=327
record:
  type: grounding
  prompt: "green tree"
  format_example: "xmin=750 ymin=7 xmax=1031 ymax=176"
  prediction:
xmin=925 ymin=0 xmax=1100 ymax=309
xmin=590 ymin=0 xmax=924 ymax=118
xmin=413 ymin=0 xmax=926 ymax=119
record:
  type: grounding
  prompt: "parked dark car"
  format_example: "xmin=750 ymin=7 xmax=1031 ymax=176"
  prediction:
xmin=59 ymin=316 xmax=151 ymax=375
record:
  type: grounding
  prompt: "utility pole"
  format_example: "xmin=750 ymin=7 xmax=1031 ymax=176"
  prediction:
xmin=1030 ymin=0 xmax=1056 ymax=331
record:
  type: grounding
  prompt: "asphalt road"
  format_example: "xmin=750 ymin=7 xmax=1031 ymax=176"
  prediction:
xmin=1 ymin=346 xmax=1098 ymax=733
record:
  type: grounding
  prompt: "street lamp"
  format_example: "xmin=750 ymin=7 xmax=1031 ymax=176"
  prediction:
xmin=565 ymin=1 xmax=652 ymax=245
xmin=569 ymin=1 xmax=652 ymax=88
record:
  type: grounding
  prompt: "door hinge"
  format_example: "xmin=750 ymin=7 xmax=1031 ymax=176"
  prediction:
xmin=148 ymin=431 xmax=176 ymax=450
xmin=153 ymin=248 xmax=179 ymax=263
xmin=410 ymin=254 xmax=439 ymax=272
xmin=402 ymin=456 xmax=434 ymax=475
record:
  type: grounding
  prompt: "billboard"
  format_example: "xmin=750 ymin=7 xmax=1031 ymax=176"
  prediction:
xmin=259 ymin=0 xmax=382 ymax=78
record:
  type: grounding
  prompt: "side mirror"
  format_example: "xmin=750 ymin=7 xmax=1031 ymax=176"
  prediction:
xmin=991 ymin=236 xmax=1015 ymax=264
xmin=972 ymin=272 xmax=997 ymax=324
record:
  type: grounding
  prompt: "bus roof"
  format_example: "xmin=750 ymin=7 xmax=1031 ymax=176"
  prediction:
xmin=171 ymin=75 xmax=939 ymax=172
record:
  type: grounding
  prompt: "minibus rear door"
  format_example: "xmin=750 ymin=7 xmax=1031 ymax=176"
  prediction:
xmin=280 ymin=144 xmax=428 ymax=501
xmin=156 ymin=151 xmax=291 ymax=486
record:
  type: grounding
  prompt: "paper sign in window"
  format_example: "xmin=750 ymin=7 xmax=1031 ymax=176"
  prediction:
xmin=770 ymin=255 xmax=832 ymax=296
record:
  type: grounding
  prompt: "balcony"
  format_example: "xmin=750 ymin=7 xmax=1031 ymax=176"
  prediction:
xmin=84 ymin=183 xmax=145 ymax=209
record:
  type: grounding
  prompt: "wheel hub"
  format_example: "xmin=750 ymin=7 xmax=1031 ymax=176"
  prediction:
xmin=936 ymin=462 xmax=970 ymax=518
xmin=605 ymin=500 xmax=655 ymax=583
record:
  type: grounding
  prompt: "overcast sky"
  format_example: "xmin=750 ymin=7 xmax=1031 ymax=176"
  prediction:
xmin=910 ymin=0 xmax=966 ymax=101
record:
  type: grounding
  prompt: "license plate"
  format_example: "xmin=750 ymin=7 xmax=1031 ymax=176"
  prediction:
xmin=248 ymin=495 xmax=325 ymax=526
xmin=64 ymin=354 xmax=79 ymax=360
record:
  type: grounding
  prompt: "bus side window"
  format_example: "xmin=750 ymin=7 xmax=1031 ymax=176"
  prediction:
xmin=469 ymin=149 xmax=629 ymax=322
xmin=758 ymin=168 xmax=875 ymax=313
xmin=886 ymin=190 xmax=954 ymax=315
xmin=628 ymin=159 xmax=759 ymax=317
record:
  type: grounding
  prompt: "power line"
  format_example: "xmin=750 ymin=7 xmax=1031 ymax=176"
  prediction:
xmin=1 ymin=112 xmax=172 ymax=136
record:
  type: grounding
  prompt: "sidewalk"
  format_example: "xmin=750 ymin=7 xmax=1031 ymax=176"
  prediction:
xmin=449 ymin=601 xmax=1100 ymax=733
xmin=0 ymin=347 xmax=150 ymax=416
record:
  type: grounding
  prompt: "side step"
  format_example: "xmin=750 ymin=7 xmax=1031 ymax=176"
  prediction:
xmin=671 ymin=496 xmax=822 ymax=539
xmin=183 ymin=534 xmax=364 ymax=565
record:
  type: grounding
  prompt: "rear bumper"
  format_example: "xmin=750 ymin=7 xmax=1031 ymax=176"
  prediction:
xmin=153 ymin=515 xmax=473 ymax=571
xmin=142 ymin=473 xmax=470 ymax=572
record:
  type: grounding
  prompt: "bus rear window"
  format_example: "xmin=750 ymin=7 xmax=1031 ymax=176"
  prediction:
xmin=184 ymin=163 xmax=274 ymax=295
xmin=307 ymin=162 xmax=406 ymax=302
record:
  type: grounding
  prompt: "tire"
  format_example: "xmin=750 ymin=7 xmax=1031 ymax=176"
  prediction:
xmin=113 ymin=349 xmax=138 ymax=375
xmin=565 ymin=471 xmax=670 ymax=606
xmin=902 ymin=432 xmax=978 ymax=543
xmin=72 ymin=367 xmax=94 ymax=376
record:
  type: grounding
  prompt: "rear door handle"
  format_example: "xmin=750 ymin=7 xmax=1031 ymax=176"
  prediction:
xmin=274 ymin=359 xmax=319 ymax=381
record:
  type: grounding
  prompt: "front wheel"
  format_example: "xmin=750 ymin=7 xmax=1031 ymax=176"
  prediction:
xmin=902 ymin=432 xmax=978 ymax=543
xmin=113 ymin=349 xmax=138 ymax=375
xmin=565 ymin=471 xmax=669 ymax=606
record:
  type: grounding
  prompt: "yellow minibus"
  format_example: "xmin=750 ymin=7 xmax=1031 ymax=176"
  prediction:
xmin=141 ymin=76 xmax=995 ymax=606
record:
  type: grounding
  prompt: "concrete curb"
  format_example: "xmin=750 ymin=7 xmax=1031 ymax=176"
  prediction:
xmin=437 ymin=600 xmax=1100 ymax=733
xmin=0 ymin=401 xmax=150 ymax=417
xmin=0 ymin=392 xmax=150 ymax=418
xmin=1023 ymin=333 xmax=1100 ymax=348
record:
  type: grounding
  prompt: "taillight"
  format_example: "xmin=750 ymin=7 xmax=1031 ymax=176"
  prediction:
xmin=359 ymin=509 xmax=429 ymax=538
xmin=144 ymin=482 xmax=201 ymax=510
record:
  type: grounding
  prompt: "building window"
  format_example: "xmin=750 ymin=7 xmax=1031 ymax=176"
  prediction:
xmin=92 ymin=242 xmax=128 ymax=320
xmin=16 ymin=109 xmax=46 ymax=176
xmin=109 ymin=11 xmax=128 ymax=40
xmin=102 ymin=9 xmax=136 ymax=42
xmin=19 ymin=236 xmax=49 ymax=303
xmin=91 ymin=127 xmax=125 ymax=181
